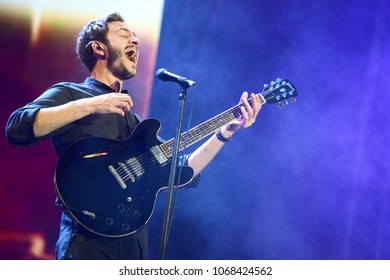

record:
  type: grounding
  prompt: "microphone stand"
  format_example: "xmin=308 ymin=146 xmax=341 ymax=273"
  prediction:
xmin=158 ymin=84 xmax=189 ymax=260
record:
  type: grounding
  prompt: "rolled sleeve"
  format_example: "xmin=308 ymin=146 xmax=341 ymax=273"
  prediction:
xmin=6 ymin=106 xmax=41 ymax=146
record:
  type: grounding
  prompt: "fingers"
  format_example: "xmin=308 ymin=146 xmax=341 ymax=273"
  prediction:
xmin=90 ymin=92 xmax=133 ymax=116
xmin=107 ymin=93 xmax=133 ymax=116
xmin=239 ymin=91 xmax=261 ymax=127
xmin=240 ymin=92 xmax=253 ymax=120
xmin=216 ymin=91 xmax=263 ymax=134
xmin=251 ymin=92 xmax=262 ymax=119
xmin=115 ymin=93 xmax=133 ymax=112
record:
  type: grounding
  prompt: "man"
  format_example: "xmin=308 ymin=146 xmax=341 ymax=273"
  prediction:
xmin=6 ymin=12 xmax=261 ymax=259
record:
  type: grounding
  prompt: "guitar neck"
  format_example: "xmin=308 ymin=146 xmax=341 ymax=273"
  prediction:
xmin=159 ymin=91 xmax=267 ymax=158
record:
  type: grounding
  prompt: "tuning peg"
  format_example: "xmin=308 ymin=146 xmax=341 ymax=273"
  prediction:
xmin=263 ymin=83 xmax=270 ymax=90
xmin=290 ymin=97 xmax=297 ymax=103
xmin=278 ymin=101 xmax=284 ymax=108
xmin=270 ymin=78 xmax=282 ymax=86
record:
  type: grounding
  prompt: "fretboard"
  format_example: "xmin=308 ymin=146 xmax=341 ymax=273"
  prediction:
xmin=159 ymin=92 xmax=267 ymax=158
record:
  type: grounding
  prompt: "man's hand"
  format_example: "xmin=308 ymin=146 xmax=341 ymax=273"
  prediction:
xmin=86 ymin=92 xmax=133 ymax=117
xmin=222 ymin=91 xmax=262 ymax=137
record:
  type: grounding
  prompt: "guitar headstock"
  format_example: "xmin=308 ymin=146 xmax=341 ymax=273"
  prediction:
xmin=261 ymin=78 xmax=298 ymax=107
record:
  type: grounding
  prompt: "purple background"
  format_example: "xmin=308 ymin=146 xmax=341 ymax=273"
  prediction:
xmin=1 ymin=0 xmax=390 ymax=259
xmin=148 ymin=0 xmax=390 ymax=259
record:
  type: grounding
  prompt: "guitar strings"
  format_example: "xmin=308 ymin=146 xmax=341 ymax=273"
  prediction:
xmin=114 ymin=91 xmax=270 ymax=181
xmin=114 ymin=100 xmax=268 ymax=181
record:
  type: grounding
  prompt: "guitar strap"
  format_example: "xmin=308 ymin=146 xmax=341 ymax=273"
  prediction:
xmin=124 ymin=110 xmax=141 ymax=138
xmin=121 ymin=88 xmax=140 ymax=138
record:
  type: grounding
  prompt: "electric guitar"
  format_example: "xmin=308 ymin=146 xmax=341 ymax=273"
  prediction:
xmin=55 ymin=79 xmax=298 ymax=237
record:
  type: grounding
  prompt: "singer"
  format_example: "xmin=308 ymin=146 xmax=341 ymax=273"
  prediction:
xmin=5 ymin=12 xmax=261 ymax=260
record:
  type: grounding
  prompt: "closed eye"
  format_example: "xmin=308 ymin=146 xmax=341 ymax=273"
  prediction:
xmin=118 ymin=29 xmax=136 ymax=40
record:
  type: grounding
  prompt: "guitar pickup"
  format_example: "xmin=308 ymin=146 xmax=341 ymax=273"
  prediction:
xmin=126 ymin=158 xmax=144 ymax=178
xmin=150 ymin=146 xmax=168 ymax=165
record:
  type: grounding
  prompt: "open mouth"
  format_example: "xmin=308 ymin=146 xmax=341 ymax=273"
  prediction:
xmin=125 ymin=49 xmax=137 ymax=63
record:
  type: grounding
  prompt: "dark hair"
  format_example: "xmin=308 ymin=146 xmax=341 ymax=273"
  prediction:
xmin=76 ymin=12 xmax=125 ymax=72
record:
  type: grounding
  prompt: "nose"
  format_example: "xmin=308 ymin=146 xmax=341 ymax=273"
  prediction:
xmin=130 ymin=35 xmax=139 ymax=45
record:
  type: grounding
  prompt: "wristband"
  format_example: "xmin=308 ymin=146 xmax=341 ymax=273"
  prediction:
xmin=215 ymin=128 xmax=232 ymax=143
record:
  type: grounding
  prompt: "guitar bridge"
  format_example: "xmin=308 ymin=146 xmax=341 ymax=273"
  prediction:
xmin=108 ymin=165 xmax=128 ymax=189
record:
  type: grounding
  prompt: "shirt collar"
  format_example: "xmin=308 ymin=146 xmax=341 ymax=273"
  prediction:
xmin=84 ymin=77 xmax=128 ymax=94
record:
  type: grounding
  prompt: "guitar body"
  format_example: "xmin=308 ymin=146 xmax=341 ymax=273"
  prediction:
xmin=55 ymin=119 xmax=194 ymax=238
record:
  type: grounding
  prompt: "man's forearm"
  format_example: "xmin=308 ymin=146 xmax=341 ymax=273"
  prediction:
xmin=33 ymin=99 xmax=91 ymax=137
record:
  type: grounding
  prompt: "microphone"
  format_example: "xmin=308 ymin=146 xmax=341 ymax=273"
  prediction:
xmin=156 ymin=68 xmax=196 ymax=87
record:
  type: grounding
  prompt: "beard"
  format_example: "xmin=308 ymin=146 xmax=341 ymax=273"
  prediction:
xmin=106 ymin=43 xmax=135 ymax=80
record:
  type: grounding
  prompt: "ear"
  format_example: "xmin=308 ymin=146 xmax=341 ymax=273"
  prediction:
xmin=91 ymin=41 xmax=105 ymax=55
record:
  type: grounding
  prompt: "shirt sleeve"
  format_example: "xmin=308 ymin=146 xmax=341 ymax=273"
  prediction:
xmin=5 ymin=84 xmax=72 ymax=146
xmin=6 ymin=105 xmax=42 ymax=145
